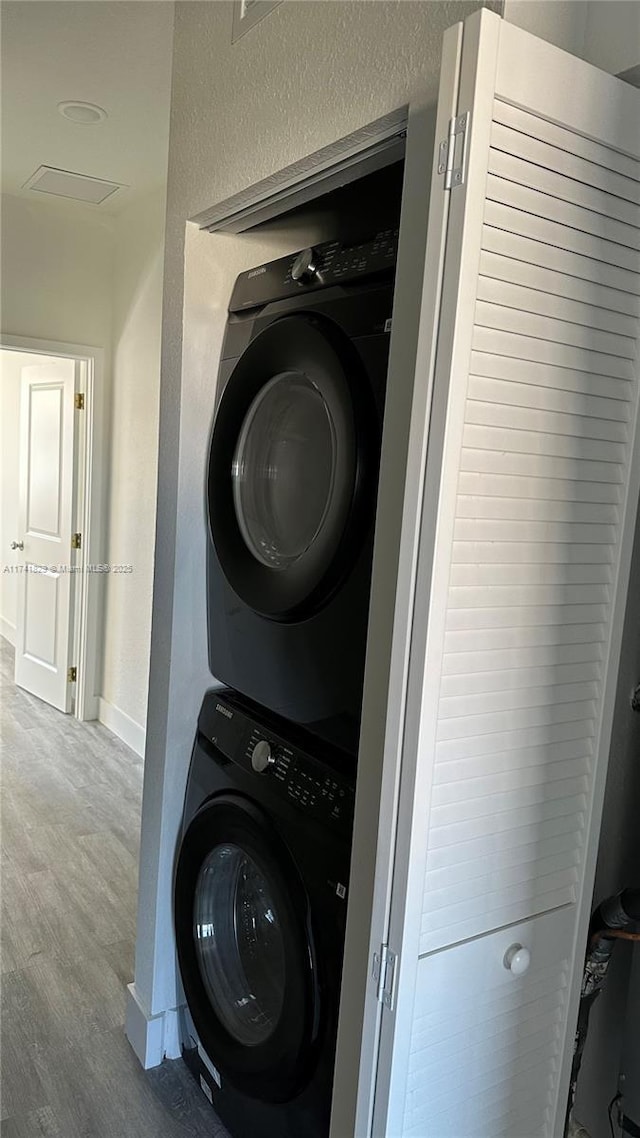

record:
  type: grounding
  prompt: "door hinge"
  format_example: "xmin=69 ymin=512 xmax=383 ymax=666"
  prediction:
xmin=71 ymin=533 xmax=82 ymax=550
xmin=438 ymin=111 xmax=470 ymax=190
xmin=67 ymin=666 xmax=77 ymax=683
xmin=75 ymin=393 xmax=85 ymax=410
xmin=372 ymin=944 xmax=398 ymax=1011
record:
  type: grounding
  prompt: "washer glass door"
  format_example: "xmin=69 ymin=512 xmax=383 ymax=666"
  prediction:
xmin=174 ymin=794 xmax=318 ymax=1102
xmin=194 ymin=841 xmax=286 ymax=1048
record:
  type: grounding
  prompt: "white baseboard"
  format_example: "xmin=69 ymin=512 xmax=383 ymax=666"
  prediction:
xmin=125 ymin=983 xmax=182 ymax=1069
xmin=0 ymin=617 xmax=16 ymax=646
xmin=98 ymin=697 xmax=145 ymax=757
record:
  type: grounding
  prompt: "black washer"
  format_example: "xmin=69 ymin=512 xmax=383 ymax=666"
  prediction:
xmin=174 ymin=688 xmax=354 ymax=1138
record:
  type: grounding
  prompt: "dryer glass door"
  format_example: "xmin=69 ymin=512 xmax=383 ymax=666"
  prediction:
xmin=208 ymin=315 xmax=376 ymax=619
xmin=174 ymin=794 xmax=319 ymax=1102
xmin=232 ymin=371 xmax=338 ymax=572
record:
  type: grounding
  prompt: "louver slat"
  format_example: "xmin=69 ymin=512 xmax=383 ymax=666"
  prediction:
xmin=474 ymin=300 xmax=635 ymax=361
xmin=482 ymin=223 xmax=640 ymax=296
xmin=491 ymin=100 xmax=640 ymax=189
xmin=469 ymin=353 xmax=634 ymax=408
xmin=478 ymin=251 xmax=640 ymax=325
xmin=419 ymin=96 xmax=640 ymax=955
xmin=486 ymin=165 xmax=640 ymax=245
xmin=488 ymin=137 xmax=640 ymax=223
xmin=476 ymin=273 xmax=638 ymax=339
xmin=484 ymin=198 xmax=639 ymax=274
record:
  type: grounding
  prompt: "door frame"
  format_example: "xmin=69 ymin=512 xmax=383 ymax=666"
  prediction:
xmin=1 ymin=332 xmax=105 ymax=721
xmin=196 ymin=96 xmax=442 ymax=1138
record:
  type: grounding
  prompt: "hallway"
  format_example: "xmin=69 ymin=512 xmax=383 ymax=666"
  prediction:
xmin=0 ymin=638 xmax=225 ymax=1137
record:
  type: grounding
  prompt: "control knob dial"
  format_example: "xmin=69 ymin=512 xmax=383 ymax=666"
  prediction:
xmin=252 ymin=739 xmax=275 ymax=773
xmin=291 ymin=247 xmax=319 ymax=284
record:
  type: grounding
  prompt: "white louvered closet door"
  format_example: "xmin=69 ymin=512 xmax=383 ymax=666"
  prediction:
xmin=373 ymin=11 xmax=640 ymax=1138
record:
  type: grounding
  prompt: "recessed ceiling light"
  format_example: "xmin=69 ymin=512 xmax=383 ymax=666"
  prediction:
xmin=58 ymin=101 xmax=108 ymax=125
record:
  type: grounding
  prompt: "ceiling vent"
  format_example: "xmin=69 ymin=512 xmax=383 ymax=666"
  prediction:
xmin=22 ymin=165 xmax=125 ymax=205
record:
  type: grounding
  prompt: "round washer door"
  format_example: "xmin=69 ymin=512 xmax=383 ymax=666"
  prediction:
xmin=174 ymin=794 xmax=320 ymax=1102
xmin=207 ymin=314 xmax=376 ymax=620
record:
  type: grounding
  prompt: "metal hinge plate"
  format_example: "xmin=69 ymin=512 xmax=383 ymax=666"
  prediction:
xmin=71 ymin=533 xmax=82 ymax=550
xmin=67 ymin=666 xmax=77 ymax=683
xmin=75 ymin=393 xmax=85 ymax=410
xmin=372 ymin=944 xmax=398 ymax=1010
xmin=438 ymin=111 xmax=470 ymax=190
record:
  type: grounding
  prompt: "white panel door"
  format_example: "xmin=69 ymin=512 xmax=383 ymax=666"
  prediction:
xmin=15 ymin=360 xmax=77 ymax=711
xmin=368 ymin=9 xmax=640 ymax=1138
xmin=402 ymin=907 xmax=575 ymax=1138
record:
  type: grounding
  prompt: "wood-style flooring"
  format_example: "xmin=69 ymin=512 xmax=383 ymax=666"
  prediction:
xmin=0 ymin=638 xmax=226 ymax=1137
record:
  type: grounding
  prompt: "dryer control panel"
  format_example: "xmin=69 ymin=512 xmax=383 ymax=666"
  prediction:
xmin=198 ymin=689 xmax=355 ymax=835
xmin=229 ymin=228 xmax=399 ymax=312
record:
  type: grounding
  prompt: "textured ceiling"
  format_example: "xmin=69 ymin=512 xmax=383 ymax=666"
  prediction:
xmin=0 ymin=1 xmax=174 ymax=212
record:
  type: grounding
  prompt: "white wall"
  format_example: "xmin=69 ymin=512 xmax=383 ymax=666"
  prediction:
xmin=99 ymin=191 xmax=167 ymax=744
xmin=0 ymin=186 xmax=168 ymax=750
xmin=129 ymin=0 xmax=498 ymax=1062
xmin=503 ymin=0 xmax=640 ymax=72
xmin=0 ymin=349 xmax=53 ymax=642
xmin=583 ymin=1 xmax=640 ymax=75
xmin=502 ymin=0 xmax=588 ymax=53
xmin=0 ymin=193 xmax=114 ymax=667
xmin=0 ymin=193 xmax=114 ymax=347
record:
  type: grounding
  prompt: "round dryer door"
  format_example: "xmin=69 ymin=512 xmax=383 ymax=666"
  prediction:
xmin=174 ymin=794 xmax=320 ymax=1102
xmin=207 ymin=314 xmax=376 ymax=620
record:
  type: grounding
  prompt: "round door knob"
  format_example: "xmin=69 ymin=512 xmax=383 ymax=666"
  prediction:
xmin=291 ymin=247 xmax=319 ymax=283
xmin=251 ymin=739 xmax=275 ymax=773
xmin=503 ymin=943 xmax=531 ymax=976
xmin=11 ymin=540 xmax=24 ymax=551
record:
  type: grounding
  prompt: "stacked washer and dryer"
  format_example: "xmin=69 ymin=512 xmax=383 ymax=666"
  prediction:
xmin=173 ymin=221 xmax=399 ymax=1138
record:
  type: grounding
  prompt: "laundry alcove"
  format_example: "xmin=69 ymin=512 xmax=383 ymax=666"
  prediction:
xmin=129 ymin=8 xmax=640 ymax=1137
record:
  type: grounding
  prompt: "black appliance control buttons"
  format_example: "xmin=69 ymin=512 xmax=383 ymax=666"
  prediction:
xmin=251 ymin=738 xmax=275 ymax=773
xmin=291 ymin=247 xmax=319 ymax=283
xmin=273 ymin=747 xmax=293 ymax=782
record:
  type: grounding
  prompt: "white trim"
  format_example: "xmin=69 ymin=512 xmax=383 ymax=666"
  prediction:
xmin=330 ymin=28 xmax=463 ymax=1138
xmin=194 ymin=107 xmax=408 ymax=233
xmin=231 ymin=0 xmax=281 ymax=44
xmin=0 ymin=334 xmax=105 ymax=722
xmin=125 ymin=983 xmax=181 ymax=1069
xmin=0 ymin=619 xmax=16 ymax=646
xmin=74 ymin=352 xmax=105 ymax=723
xmin=371 ymin=11 xmax=502 ymax=1135
xmin=98 ymin=697 xmax=145 ymax=758
xmin=162 ymin=1006 xmax=182 ymax=1060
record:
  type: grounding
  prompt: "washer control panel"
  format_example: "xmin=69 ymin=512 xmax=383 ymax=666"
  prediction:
xmin=199 ymin=690 xmax=354 ymax=834
xmin=229 ymin=228 xmax=399 ymax=312
xmin=251 ymin=738 xmax=275 ymax=773
xmin=245 ymin=726 xmax=353 ymax=831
